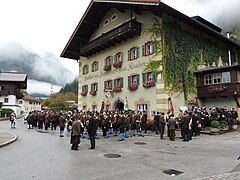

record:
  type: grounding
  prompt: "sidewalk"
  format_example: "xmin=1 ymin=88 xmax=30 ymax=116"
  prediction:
xmin=196 ymin=171 xmax=240 ymax=180
xmin=0 ymin=132 xmax=18 ymax=148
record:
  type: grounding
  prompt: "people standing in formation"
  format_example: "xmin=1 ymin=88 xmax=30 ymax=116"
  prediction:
xmin=24 ymin=106 xmax=238 ymax=150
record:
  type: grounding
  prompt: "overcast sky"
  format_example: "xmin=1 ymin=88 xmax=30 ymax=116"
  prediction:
xmin=0 ymin=0 xmax=239 ymax=76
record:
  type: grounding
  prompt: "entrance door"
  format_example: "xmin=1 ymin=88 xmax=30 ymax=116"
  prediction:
xmin=114 ymin=100 xmax=124 ymax=111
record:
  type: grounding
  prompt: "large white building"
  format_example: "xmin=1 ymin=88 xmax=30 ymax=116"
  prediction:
xmin=61 ymin=0 xmax=240 ymax=117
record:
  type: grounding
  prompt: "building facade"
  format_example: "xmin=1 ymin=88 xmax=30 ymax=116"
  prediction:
xmin=0 ymin=71 xmax=27 ymax=116
xmin=61 ymin=0 xmax=240 ymax=117
xmin=18 ymin=95 xmax=41 ymax=114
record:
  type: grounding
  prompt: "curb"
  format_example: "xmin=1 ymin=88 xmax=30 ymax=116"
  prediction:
xmin=0 ymin=132 xmax=18 ymax=148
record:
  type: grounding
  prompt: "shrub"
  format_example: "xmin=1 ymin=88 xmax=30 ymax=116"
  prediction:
xmin=211 ymin=120 xmax=220 ymax=128
xmin=1 ymin=108 xmax=14 ymax=118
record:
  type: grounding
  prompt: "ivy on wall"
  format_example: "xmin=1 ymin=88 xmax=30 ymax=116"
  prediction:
xmin=145 ymin=18 xmax=229 ymax=104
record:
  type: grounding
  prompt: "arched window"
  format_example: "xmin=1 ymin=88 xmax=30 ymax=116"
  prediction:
xmin=91 ymin=61 xmax=98 ymax=72
xmin=83 ymin=65 xmax=89 ymax=75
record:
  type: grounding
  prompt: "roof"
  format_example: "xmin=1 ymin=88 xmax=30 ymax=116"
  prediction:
xmin=0 ymin=71 xmax=27 ymax=82
xmin=23 ymin=95 xmax=41 ymax=102
xmin=61 ymin=0 xmax=240 ymax=60
xmin=196 ymin=65 xmax=240 ymax=74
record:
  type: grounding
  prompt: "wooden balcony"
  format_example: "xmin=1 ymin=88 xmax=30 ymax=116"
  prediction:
xmin=80 ymin=19 xmax=142 ymax=57
xmin=197 ymin=82 xmax=240 ymax=98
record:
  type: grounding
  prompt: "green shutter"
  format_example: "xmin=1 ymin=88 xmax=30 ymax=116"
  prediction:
xmin=110 ymin=80 xmax=113 ymax=89
xmin=86 ymin=85 xmax=88 ymax=92
xmin=120 ymin=78 xmax=124 ymax=87
xmin=142 ymin=73 xmax=146 ymax=83
xmin=142 ymin=45 xmax=145 ymax=56
xmin=137 ymin=74 xmax=140 ymax=85
xmin=152 ymin=43 xmax=156 ymax=53
xmin=82 ymin=86 xmax=84 ymax=92
xmin=128 ymin=76 xmax=131 ymax=86
xmin=114 ymin=79 xmax=116 ymax=88
xmin=96 ymin=83 xmax=98 ymax=91
xmin=104 ymin=81 xmax=106 ymax=90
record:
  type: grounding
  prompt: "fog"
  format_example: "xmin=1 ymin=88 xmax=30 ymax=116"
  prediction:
xmin=163 ymin=0 xmax=240 ymax=30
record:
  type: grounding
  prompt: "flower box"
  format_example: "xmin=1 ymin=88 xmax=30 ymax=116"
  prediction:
xmin=81 ymin=91 xmax=87 ymax=97
xmin=143 ymin=80 xmax=155 ymax=88
xmin=113 ymin=86 xmax=122 ymax=92
xmin=89 ymin=91 xmax=97 ymax=96
xmin=208 ymin=85 xmax=227 ymax=93
xmin=113 ymin=61 xmax=122 ymax=69
xmin=103 ymin=65 xmax=111 ymax=71
xmin=128 ymin=84 xmax=138 ymax=91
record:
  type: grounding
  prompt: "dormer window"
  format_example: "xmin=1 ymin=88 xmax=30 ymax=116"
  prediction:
xmin=111 ymin=14 xmax=118 ymax=22
xmin=104 ymin=19 xmax=109 ymax=26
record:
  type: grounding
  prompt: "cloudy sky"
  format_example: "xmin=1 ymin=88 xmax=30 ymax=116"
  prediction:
xmin=0 ymin=0 xmax=239 ymax=94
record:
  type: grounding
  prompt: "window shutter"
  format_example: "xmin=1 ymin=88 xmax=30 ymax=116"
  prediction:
xmin=82 ymin=86 xmax=84 ymax=92
xmin=96 ymin=83 xmax=98 ymax=91
xmin=137 ymin=74 xmax=140 ymax=85
xmin=142 ymin=73 xmax=146 ymax=83
xmin=110 ymin=80 xmax=113 ymax=89
xmin=128 ymin=76 xmax=131 ymax=86
xmin=153 ymin=72 xmax=157 ymax=82
xmin=142 ymin=45 xmax=145 ymax=56
xmin=128 ymin=50 xmax=130 ymax=61
xmin=136 ymin=47 xmax=139 ymax=58
xmin=153 ymin=43 xmax=156 ymax=53
xmin=104 ymin=81 xmax=106 ymax=90
xmin=120 ymin=78 xmax=124 ymax=87
xmin=121 ymin=52 xmax=124 ymax=62
xmin=110 ymin=56 xmax=113 ymax=65
xmin=91 ymin=63 xmax=93 ymax=72
xmin=86 ymin=85 xmax=88 ymax=92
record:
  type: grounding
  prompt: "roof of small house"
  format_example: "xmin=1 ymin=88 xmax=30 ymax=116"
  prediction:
xmin=0 ymin=71 xmax=27 ymax=82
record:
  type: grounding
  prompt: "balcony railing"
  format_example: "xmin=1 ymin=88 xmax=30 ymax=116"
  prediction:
xmin=197 ymin=83 xmax=240 ymax=98
xmin=80 ymin=19 xmax=142 ymax=57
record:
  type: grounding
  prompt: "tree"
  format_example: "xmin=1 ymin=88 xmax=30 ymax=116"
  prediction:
xmin=145 ymin=18 xmax=228 ymax=104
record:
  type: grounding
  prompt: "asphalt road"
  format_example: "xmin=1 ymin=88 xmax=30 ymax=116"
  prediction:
xmin=1 ymin=117 xmax=240 ymax=180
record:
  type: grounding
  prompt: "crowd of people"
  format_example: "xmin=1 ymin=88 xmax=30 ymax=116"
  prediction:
xmin=19 ymin=105 xmax=238 ymax=150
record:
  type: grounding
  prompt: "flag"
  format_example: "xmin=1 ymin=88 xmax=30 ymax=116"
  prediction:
xmin=168 ymin=97 xmax=174 ymax=113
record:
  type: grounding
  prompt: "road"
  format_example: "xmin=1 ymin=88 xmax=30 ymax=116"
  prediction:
xmin=1 ymin=117 xmax=240 ymax=180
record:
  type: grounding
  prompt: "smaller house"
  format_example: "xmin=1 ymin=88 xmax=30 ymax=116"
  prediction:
xmin=0 ymin=71 xmax=27 ymax=116
xmin=18 ymin=95 xmax=42 ymax=114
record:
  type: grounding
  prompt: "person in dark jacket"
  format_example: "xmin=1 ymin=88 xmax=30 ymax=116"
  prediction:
xmin=182 ymin=111 xmax=191 ymax=142
xmin=168 ymin=114 xmax=177 ymax=141
xmin=159 ymin=112 xmax=166 ymax=140
xmin=71 ymin=116 xmax=81 ymax=151
xmin=59 ymin=113 xmax=66 ymax=137
xmin=87 ymin=112 xmax=98 ymax=149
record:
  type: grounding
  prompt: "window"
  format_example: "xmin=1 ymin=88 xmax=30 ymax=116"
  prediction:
xmin=82 ymin=85 xmax=88 ymax=92
xmin=222 ymin=72 xmax=231 ymax=83
xmin=4 ymin=98 xmax=8 ymax=103
xmin=137 ymin=104 xmax=148 ymax=112
xmin=104 ymin=80 xmax=113 ymax=90
xmin=142 ymin=42 xmax=156 ymax=56
xmin=83 ymin=65 xmax=89 ymax=75
xmin=111 ymin=14 xmax=117 ymax=21
xmin=213 ymin=73 xmax=221 ymax=84
xmin=143 ymin=72 xmax=156 ymax=82
xmin=105 ymin=56 xmax=112 ymax=66
xmin=91 ymin=61 xmax=98 ymax=72
xmin=104 ymin=19 xmax=109 ymax=26
xmin=128 ymin=47 xmax=139 ymax=61
xmin=128 ymin=74 xmax=140 ymax=85
xmin=19 ymin=100 xmax=22 ymax=104
xmin=115 ymin=52 xmax=123 ymax=63
xmin=91 ymin=83 xmax=98 ymax=92
xmin=114 ymin=78 xmax=123 ymax=88
xmin=204 ymin=74 xmax=212 ymax=85
xmin=29 ymin=102 xmax=33 ymax=105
